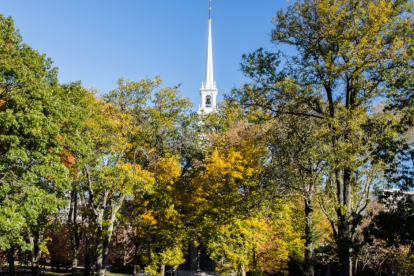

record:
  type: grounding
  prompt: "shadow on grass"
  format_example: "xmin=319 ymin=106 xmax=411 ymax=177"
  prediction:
xmin=45 ymin=270 xmax=131 ymax=276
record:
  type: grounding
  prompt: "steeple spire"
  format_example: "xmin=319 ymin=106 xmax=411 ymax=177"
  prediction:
xmin=205 ymin=0 xmax=215 ymax=89
xmin=198 ymin=0 xmax=218 ymax=115
xmin=209 ymin=0 xmax=211 ymax=20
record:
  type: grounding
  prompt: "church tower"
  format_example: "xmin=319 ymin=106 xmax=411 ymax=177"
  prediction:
xmin=198 ymin=0 xmax=218 ymax=114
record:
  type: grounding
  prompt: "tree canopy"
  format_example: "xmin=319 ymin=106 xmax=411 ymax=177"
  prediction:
xmin=2 ymin=2 xmax=414 ymax=276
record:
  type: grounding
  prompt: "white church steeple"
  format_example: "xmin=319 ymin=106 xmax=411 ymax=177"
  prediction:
xmin=198 ymin=0 xmax=218 ymax=114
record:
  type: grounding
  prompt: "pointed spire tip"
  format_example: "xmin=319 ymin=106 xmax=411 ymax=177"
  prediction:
xmin=209 ymin=0 xmax=211 ymax=20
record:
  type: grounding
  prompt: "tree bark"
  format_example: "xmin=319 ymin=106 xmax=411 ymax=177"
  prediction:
xmin=7 ymin=247 xmax=15 ymax=276
xmin=84 ymin=234 xmax=92 ymax=276
xmin=95 ymin=203 xmax=122 ymax=276
xmin=69 ymin=188 xmax=81 ymax=276
xmin=71 ymin=240 xmax=80 ymax=276
xmin=160 ymin=264 xmax=165 ymax=276
xmin=336 ymin=168 xmax=352 ymax=276
xmin=241 ymin=263 xmax=246 ymax=276
xmin=95 ymin=223 xmax=105 ymax=276
xmin=353 ymin=258 xmax=358 ymax=276
xmin=101 ymin=226 xmax=112 ymax=276
xmin=304 ymin=198 xmax=315 ymax=276
xmin=30 ymin=231 xmax=44 ymax=276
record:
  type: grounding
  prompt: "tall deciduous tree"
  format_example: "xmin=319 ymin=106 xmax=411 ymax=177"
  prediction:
xmin=28 ymin=83 xmax=93 ymax=276
xmin=0 ymin=14 xmax=92 ymax=276
xmin=79 ymin=77 xmax=195 ymax=276
xmin=264 ymin=112 xmax=327 ymax=276
xmin=78 ymin=93 xmax=154 ymax=276
xmin=113 ymin=79 xmax=196 ymax=276
xmin=229 ymin=1 xmax=414 ymax=275
xmin=189 ymin=120 xmax=303 ymax=276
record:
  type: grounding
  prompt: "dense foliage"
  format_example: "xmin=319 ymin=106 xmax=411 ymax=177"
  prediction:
xmin=1 ymin=1 xmax=414 ymax=276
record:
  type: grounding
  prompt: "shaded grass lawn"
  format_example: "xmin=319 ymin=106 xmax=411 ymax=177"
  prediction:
xmin=45 ymin=271 xmax=130 ymax=276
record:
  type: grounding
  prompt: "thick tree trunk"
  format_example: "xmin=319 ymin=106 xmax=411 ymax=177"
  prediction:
xmin=95 ymin=224 xmax=105 ymax=276
xmin=336 ymin=168 xmax=352 ymax=276
xmin=92 ymin=190 xmax=124 ymax=276
xmin=72 ymin=244 xmax=79 ymax=276
xmin=101 ymin=227 xmax=112 ymax=276
xmin=241 ymin=264 xmax=246 ymax=276
xmin=69 ymin=189 xmax=81 ymax=276
xmin=133 ymin=264 xmax=138 ymax=276
xmin=160 ymin=264 xmax=165 ymax=276
xmin=84 ymin=235 xmax=92 ymax=276
xmin=71 ymin=246 xmax=79 ymax=276
xmin=337 ymin=220 xmax=351 ymax=275
xmin=304 ymin=198 xmax=315 ymax=276
xmin=7 ymin=247 xmax=15 ymax=276
xmin=95 ymin=211 xmax=118 ymax=276
xmin=30 ymin=232 xmax=43 ymax=276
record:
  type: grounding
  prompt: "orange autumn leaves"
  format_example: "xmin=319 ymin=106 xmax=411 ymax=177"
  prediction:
xmin=57 ymin=135 xmax=75 ymax=168
xmin=45 ymin=135 xmax=76 ymax=169
xmin=60 ymin=150 xmax=75 ymax=168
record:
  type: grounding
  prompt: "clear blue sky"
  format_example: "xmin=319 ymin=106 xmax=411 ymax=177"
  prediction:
xmin=1 ymin=1 xmax=287 ymax=110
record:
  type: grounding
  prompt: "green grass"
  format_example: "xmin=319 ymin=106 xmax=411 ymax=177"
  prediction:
xmin=106 ymin=273 xmax=131 ymax=276
xmin=45 ymin=272 xmax=80 ymax=276
xmin=45 ymin=271 xmax=131 ymax=276
xmin=2 ymin=265 xmax=31 ymax=270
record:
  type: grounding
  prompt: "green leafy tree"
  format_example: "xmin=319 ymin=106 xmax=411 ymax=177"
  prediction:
xmin=228 ymin=1 xmax=414 ymax=275
xmin=113 ymin=79 xmax=196 ymax=276
xmin=78 ymin=77 xmax=195 ymax=276
xmin=263 ymin=112 xmax=328 ymax=276
xmin=28 ymin=83 xmax=93 ymax=276
xmin=189 ymin=120 xmax=299 ymax=276
xmin=0 ymin=14 xmax=92 ymax=276
xmin=254 ymin=199 xmax=305 ymax=276
xmin=78 ymin=93 xmax=155 ymax=276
